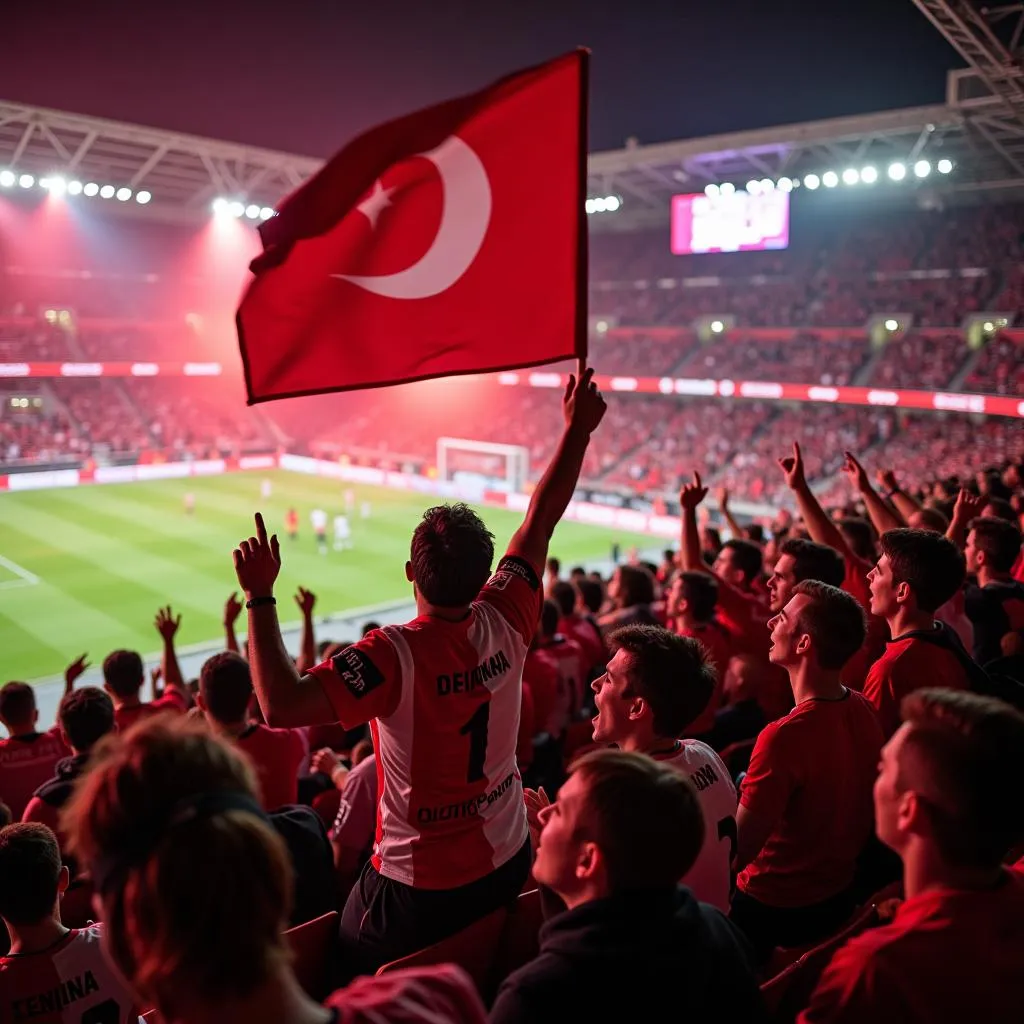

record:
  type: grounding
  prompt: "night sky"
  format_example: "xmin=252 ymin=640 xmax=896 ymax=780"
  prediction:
xmin=2 ymin=0 xmax=961 ymax=157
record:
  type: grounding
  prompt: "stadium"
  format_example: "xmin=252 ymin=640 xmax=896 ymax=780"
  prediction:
xmin=1 ymin=3 xmax=1024 ymax=1021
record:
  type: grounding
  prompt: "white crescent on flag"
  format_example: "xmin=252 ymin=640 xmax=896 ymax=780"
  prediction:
xmin=334 ymin=135 xmax=493 ymax=300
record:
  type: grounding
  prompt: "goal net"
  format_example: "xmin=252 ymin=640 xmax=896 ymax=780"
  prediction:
xmin=436 ymin=437 xmax=530 ymax=495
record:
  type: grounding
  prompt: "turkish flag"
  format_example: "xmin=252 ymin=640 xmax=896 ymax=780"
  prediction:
xmin=237 ymin=50 xmax=588 ymax=404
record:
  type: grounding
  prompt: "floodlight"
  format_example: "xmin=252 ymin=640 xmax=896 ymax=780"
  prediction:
xmin=888 ymin=163 xmax=906 ymax=181
xmin=804 ymin=174 xmax=820 ymax=190
xmin=842 ymin=168 xmax=859 ymax=185
xmin=914 ymin=160 xmax=930 ymax=178
xmin=861 ymin=166 xmax=878 ymax=184
xmin=18 ymin=174 xmax=34 ymax=189
xmin=245 ymin=204 xmax=261 ymax=219
xmin=937 ymin=158 xmax=953 ymax=174
xmin=84 ymin=182 xmax=99 ymax=196
xmin=822 ymin=171 xmax=839 ymax=188
xmin=99 ymin=185 xmax=116 ymax=198
xmin=136 ymin=190 xmax=151 ymax=204
xmin=704 ymin=183 xmax=719 ymax=197
xmin=68 ymin=180 xmax=83 ymax=195
xmin=0 ymin=170 xmax=14 ymax=188
xmin=116 ymin=187 xmax=132 ymax=201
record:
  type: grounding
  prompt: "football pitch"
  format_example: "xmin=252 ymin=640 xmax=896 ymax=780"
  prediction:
xmin=0 ymin=469 xmax=655 ymax=682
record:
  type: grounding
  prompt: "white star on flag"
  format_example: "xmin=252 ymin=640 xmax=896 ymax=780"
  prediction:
xmin=355 ymin=180 xmax=395 ymax=229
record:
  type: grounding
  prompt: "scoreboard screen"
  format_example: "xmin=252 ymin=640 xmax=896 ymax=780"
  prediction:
xmin=671 ymin=189 xmax=790 ymax=254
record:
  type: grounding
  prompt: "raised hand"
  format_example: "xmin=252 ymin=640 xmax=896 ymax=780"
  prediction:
xmin=876 ymin=468 xmax=899 ymax=493
xmin=524 ymin=786 xmax=550 ymax=849
xmin=233 ymin=512 xmax=281 ymax=599
xmin=155 ymin=605 xmax=181 ymax=640
xmin=840 ymin=451 xmax=871 ymax=494
xmin=224 ymin=592 xmax=243 ymax=628
xmin=563 ymin=366 xmax=607 ymax=436
xmin=679 ymin=471 xmax=709 ymax=511
xmin=952 ymin=487 xmax=986 ymax=524
xmin=295 ymin=586 xmax=316 ymax=617
xmin=776 ymin=442 xmax=806 ymax=490
xmin=64 ymin=653 xmax=90 ymax=691
xmin=716 ymin=487 xmax=730 ymax=511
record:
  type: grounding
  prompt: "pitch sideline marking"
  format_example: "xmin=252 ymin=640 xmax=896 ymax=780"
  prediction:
xmin=0 ymin=554 xmax=40 ymax=590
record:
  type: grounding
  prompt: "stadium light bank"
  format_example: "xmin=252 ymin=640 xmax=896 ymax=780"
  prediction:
xmin=705 ymin=158 xmax=953 ymax=197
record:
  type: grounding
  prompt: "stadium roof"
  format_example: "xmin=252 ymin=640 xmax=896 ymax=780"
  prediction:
xmin=4 ymin=30 xmax=1024 ymax=232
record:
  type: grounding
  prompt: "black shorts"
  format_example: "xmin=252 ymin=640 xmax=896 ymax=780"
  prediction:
xmin=338 ymin=839 xmax=531 ymax=980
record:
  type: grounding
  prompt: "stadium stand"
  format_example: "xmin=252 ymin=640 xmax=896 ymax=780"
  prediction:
xmin=4 ymin=64 xmax=1024 ymax=1023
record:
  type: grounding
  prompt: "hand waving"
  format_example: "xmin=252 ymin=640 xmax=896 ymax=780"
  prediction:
xmin=563 ymin=367 xmax=607 ymax=436
xmin=224 ymin=592 xmax=243 ymax=628
xmin=840 ymin=451 xmax=871 ymax=494
xmin=953 ymin=487 xmax=986 ymax=524
xmin=233 ymin=512 xmax=281 ymax=599
xmin=876 ymin=468 xmax=899 ymax=493
xmin=776 ymin=442 xmax=806 ymax=490
xmin=716 ymin=487 xmax=730 ymax=512
xmin=64 ymin=653 xmax=90 ymax=690
xmin=155 ymin=605 xmax=181 ymax=641
xmin=295 ymin=586 xmax=316 ymax=617
xmin=679 ymin=471 xmax=709 ymax=511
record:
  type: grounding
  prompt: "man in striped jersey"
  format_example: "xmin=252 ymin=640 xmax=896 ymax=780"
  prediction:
xmin=0 ymin=823 xmax=139 ymax=1024
xmin=233 ymin=368 xmax=606 ymax=973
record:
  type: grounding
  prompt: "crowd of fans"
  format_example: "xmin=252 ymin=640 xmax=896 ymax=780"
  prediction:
xmin=2 ymin=368 xmax=1024 ymax=1023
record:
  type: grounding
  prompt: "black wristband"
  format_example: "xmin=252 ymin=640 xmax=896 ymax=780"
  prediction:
xmin=245 ymin=595 xmax=277 ymax=609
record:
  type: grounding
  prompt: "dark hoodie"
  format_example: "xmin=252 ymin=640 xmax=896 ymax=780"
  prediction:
xmin=489 ymin=887 xmax=765 ymax=1024
xmin=34 ymin=753 xmax=90 ymax=808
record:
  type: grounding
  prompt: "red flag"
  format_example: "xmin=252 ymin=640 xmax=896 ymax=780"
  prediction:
xmin=237 ymin=50 xmax=589 ymax=404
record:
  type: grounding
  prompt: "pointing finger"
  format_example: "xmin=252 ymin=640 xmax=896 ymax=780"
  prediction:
xmin=255 ymin=512 xmax=268 ymax=544
xmin=271 ymin=533 xmax=281 ymax=562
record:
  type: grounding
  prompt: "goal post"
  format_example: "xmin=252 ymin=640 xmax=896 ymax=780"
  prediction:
xmin=436 ymin=437 xmax=530 ymax=494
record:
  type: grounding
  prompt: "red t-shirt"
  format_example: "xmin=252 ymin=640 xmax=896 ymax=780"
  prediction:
xmin=535 ymin=634 xmax=585 ymax=734
xmin=738 ymin=689 xmax=884 ymax=907
xmin=0 ymin=925 xmax=139 ymax=1024
xmin=863 ymin=630 xmax=972 ymax=738
xmin=236 ymin=723 xmax=306 ymax=810
xmin=113 ymin=688 xmax=188 ymax=732
xmin=714 ymin=579 xmax=771 ymax=660
xmin=840 ymin=555 xmax=890 ymax=691
xmin=557 ymin=613 xmax=606 ymax=675
xmin=308 ymin=553 xmax=540 ymax=890
xmin=799 ymin=871 xmax=1024 ymax=1023
xmin=324 ymin=964 xmax=485 ymax=1023
xmin=0 ymin=731 xmax=69 ymax=821
xmin=523 ymin=648 xmax=560 ymax=738
xmin=676 ymin=619 xmax=735 ymax=735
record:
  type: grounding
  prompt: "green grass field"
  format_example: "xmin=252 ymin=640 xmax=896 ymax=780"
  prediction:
xmin=0 ymin=470 xmax=654 ymax=682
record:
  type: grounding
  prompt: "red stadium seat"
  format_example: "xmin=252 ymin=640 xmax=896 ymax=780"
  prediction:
xmin=375 ymin=906 xmax=508 ymax=995
xmin=311 ymin=788 xmax=342 ymax=828
xmin=760 ymin=902 xmax=883 ymax=1021
xmin=285 ymin=910 xmax=340 ymax=1001
xmin=718 ymin=738 xmax=756 ymax=780
xmin=61 ymin=878 xmax=96 ymax=929
xmin=488 ymin=888 xmax=545 ymax=1000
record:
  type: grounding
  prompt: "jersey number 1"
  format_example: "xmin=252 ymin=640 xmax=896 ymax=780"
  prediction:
xmin=459 ymin=702 xmax=490 ymax=783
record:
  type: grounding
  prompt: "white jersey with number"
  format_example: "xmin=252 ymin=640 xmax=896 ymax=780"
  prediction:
xmin=0 ymin=924 xmax=141 ymax=1024
xmin=311 ymin=508 xmax=327 ymax=532
xmin=308 ymin=554 xmax=541 ymax=889
xmin=654 ymin=740 xmax=737 ymax=912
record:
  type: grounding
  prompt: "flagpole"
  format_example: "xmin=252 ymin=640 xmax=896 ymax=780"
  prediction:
xmin=574 ymin=47 xmax=591 ymax=373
